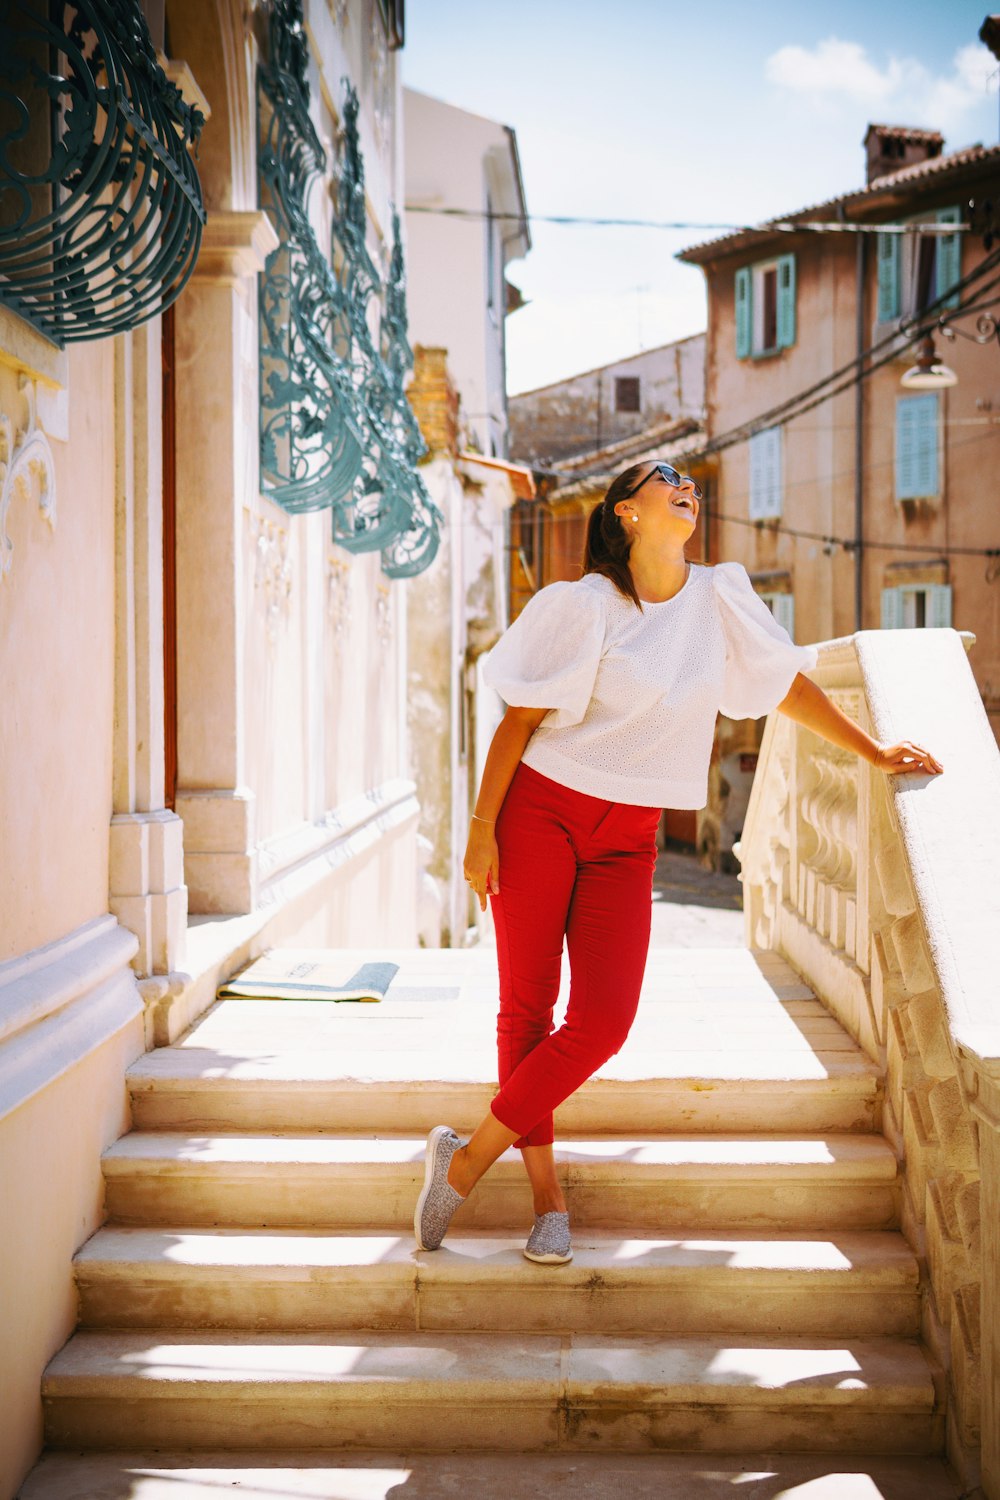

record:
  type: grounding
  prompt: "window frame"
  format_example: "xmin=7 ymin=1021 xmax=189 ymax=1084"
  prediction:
xmin=735 ymin=253 xmax=797 ymax=359
xmin=614 ymin=375 xmax=641 ymax=414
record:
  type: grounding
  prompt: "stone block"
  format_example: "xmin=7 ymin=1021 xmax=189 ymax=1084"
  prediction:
xmin=109 ymin=818 xmax=149 ymax=897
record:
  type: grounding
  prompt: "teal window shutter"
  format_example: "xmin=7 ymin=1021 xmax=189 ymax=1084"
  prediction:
xmin=935 ymin=207 xmax=961 ymax=310
xmin=895 ymin=393 xmax=939 ymax=500
xmin=776 ymin=254 xmax=796 ymax=348
xmin=927 ymin=583 xmax=953 ymax=627
xmin=735 ymin=267 xmax=752 ymax=358
xmin=881 ymin=588 xmax=905 ymax=629
xmin=876 ymin=232 xmax=901 ymax=322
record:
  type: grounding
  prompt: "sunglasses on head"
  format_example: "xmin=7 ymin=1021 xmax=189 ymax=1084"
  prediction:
xmin=626 ymin=462 xmax=702 ymax=502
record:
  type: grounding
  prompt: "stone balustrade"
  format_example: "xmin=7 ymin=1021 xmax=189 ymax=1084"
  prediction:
xmin=739 ymin=627 xmax=1000 ymax=1498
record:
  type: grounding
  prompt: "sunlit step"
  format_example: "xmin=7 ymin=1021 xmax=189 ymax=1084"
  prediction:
xmin=101 ymin=1133 xmax=899 ymax=1232
xmin=75 ymin=1226 xmax=919 ymax=1338
xmin=42 ymin=1330 xmax=941 ymax=1455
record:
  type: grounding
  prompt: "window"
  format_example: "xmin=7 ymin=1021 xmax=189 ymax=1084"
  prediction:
xmin=876 ymin=206 xmax=961 ymax=323
xmin=735 ymin=254 xmax=796 ymax=358
xmin=615 ymin=376 xmax=641 ymax=413
xmin=895 ymin=393 xmax=940 ymax=501
xmin=881 ymin=584 xmax=952 ymax=629
xmin=749 ymin=427 xmax=783 ymax=519
xmin=756 ymin=591 xmax=796 ymax=638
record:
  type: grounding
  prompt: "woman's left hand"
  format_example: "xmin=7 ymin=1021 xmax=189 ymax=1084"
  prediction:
xmin=873 ymin=741 xmax=944 ymax=776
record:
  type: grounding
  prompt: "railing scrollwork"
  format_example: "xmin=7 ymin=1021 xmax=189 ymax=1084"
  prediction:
xmin=0 ymin=0 xmax=206 ymax=345
xmin=256 ymin=0 xmax=440 ymax=577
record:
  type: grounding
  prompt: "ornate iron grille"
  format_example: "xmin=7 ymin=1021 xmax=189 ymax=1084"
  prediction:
xmin=257 ymin=0 xmax=364 ymax=513
xmin=256 ymin=0 xmax=439 ymax=575
xmin=0 ymin=0 xmax=205 ymax=345
xmin=328 ymin=88 xmax=440 ymax=576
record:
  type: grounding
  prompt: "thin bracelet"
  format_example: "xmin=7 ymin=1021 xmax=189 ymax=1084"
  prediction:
xmin=471 ymin=814 xmax=496 ymax=825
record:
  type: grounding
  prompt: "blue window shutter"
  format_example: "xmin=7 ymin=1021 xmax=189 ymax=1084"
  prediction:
xmin=776 ymin=254 xmax=796 ymax=348
xmin=772 ymin=593 xmax=795 ymax=638
xmin=927 ymin=584 xmax=953 ymax=627
xmin=935 ymin=207 xmax=961 ymax=310
xmin=881 ymin=588 xmax=905 ymax=629
xmin=749 ymin=427 xmax=782 ymax=519
xmin=877 ymin=232 xmax=901 ymax=322
xmin=895 ymin=393 xmax=940 ymax=500
xmin=735 ymin=268 xmax=752 ymax=358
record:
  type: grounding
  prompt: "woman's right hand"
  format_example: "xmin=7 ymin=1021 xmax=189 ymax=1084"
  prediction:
xmin=464 ymin=820 xmax=500 ymax=913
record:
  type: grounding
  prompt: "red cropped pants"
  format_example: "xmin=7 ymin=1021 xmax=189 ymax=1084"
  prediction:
xmin=488 ymin=762 xmax=660 ymax=1148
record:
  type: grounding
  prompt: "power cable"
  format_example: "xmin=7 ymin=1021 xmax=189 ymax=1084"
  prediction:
xmin=405 ymin=205 xmax=973 ymax=237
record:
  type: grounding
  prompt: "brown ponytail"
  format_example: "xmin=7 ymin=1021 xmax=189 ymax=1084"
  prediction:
xmin=582 ymin=464 xmax=645 ymax=609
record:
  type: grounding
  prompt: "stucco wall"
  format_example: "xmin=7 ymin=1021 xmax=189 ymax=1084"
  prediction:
xmin=0 ymin=342 xmax=115 ymax=961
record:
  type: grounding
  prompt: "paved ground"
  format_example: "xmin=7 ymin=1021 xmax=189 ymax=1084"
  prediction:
xmin=650 ymin=846 xmax=745 ymax=948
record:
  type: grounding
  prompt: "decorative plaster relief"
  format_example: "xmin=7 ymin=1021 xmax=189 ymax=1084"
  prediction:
xmin=251 ymin=513 xmax=293 ymax=641
xmin=327 ymin=552 xmax=351 ymax=641
xmin=375 ymin=579 xmax=392 ymax=646
xmin=0 ymin=376 xmax=56 ymax=581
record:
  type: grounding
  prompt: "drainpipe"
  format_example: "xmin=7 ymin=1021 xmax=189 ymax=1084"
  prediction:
xmin=854 ymin=231 xmax=867 ymax=631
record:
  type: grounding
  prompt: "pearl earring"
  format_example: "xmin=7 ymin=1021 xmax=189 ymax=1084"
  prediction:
xmin=631 ymin=514 xmax=639 ymax=523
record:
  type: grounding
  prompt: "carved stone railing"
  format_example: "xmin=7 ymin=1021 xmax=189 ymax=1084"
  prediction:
xmin=739 ymin=627 xmax=1000 ymax=1498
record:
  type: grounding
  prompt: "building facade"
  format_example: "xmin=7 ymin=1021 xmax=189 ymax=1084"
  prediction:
xmin=509 ymin=333 xmax=706 ymax=467
xmin=0 ymin=2 xmax=436 ymax=1492
xmin=403 ymin=98 xmax=533 ymax=943
xmin=677 ymin=123 xmax=1000 ymax=745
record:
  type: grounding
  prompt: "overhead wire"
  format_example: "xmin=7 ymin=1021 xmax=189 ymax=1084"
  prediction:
xmin=404 ymin=205 xmax=974 ymax=237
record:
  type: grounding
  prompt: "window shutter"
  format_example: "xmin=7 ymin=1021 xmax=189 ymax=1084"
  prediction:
xmin=881 ymin=588 xmax=905 ymax=629
xmin=935 ymin=206 xmax=961 ymax=310
xmin=895 ymin=393 xmax=939 ymax=500
xmin=749 ymin=427 xmax=782 ymax=520
xmin=927 ymin=583 xmax=953 ymax=627
xmin=876 ymin=232 xmax=901 ymax=322
xmin=735 ymin=267 xmax=752 ymax=358
xmin=776 ymin=254 xmax=796 ymax=348
xmin=772 ymin=593 xmax=795 ymax=638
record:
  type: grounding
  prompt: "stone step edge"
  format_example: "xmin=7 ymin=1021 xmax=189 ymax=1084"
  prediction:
xmin=42 ymin=1332 xmax=936 ymax=1411
xmin=74 ymin=1227 xmax=919 ymax=1284
xmin=99 ymin=1133 xmax=899 ymax=1183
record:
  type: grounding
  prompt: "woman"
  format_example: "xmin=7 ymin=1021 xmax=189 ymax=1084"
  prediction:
xmin=413 ymin=459 xmax=943 ymax=1265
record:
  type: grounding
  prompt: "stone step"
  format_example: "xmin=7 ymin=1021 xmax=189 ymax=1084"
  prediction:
xmin=74 ymin=1226 xmax=920 ymax=1338
xmin=17 ymin=1449 xmax=965 ymax=1499
xmin=41 ymin=1330 xmax=941 ymax=1455
xmin=102 ymin=1133 xmax=899 ymax=1232
xmin=126 ymin=1052 xmax=880 ymax=1135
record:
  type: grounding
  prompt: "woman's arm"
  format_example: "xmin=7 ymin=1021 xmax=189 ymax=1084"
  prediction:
xmin=776 ymin=673 xmax=943 ymax=775
xmin=464 ymin=705 xmax=551 ymax=912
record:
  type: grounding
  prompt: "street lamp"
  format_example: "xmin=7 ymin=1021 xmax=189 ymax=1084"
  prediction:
xmin=900 ymin=333 xmax=958 ymax=390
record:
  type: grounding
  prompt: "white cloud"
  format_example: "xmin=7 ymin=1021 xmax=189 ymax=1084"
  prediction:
xmin=765 ymin=36 xmax=998 ymax=137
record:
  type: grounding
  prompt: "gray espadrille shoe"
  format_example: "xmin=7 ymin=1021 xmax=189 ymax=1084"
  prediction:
xmin=523 ymin=1210 xmax=573 ymax=1264
xmin=414 ymin=1125 xmax=466 ymax=1251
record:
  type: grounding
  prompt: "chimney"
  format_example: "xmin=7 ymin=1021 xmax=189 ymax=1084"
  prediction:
xmin=863 ymin=125 xmax=944 ymax=185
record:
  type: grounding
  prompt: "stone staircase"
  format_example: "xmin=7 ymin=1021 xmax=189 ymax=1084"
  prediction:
xmin=23 ymin=947 xmax=962 ymax=1497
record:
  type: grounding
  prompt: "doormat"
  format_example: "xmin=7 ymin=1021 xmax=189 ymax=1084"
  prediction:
xmin=218 ymin=954 xmax=399 ymax=1003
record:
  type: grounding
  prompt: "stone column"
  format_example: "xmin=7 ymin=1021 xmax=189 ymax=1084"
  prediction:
xmin=172 ymin=210 xmax=277 ymax=914
xmin=108 ymin=322 xmax=188 ymax=976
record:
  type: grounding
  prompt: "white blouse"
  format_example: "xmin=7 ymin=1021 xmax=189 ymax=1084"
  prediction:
xmin=483 ymin=562 xmax=818 ymax=809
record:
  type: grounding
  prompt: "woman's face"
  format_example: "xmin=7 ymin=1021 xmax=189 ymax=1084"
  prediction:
xmin=614 ymin=463 xmax=700 ymax=539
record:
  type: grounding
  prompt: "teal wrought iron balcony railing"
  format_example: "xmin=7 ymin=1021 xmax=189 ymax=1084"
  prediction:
xmin=256 ymin=0 xmax=440 ymax=576
xmin=0 ymin=0 xmax=206 ymax=345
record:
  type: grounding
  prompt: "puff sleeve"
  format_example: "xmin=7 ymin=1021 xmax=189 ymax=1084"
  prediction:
xmin=714 ymin=562 xmax=818 ymax=720
xmin=483 ymin=581 xmax=606 ymax=729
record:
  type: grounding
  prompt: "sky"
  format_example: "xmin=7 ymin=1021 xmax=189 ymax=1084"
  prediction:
xmin=401 ymin=0 xmax=999 ymax=394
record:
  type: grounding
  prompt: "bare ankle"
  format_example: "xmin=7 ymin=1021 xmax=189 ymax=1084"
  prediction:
xmin=533 ymin=1192 xmax=568 ymax=1216
xmin=447 ymin=1146 xmax=471 ymax=1197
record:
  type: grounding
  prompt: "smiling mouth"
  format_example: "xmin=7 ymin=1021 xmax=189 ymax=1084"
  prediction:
xmin=672 ymin=496 xmax=695 ymax=511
